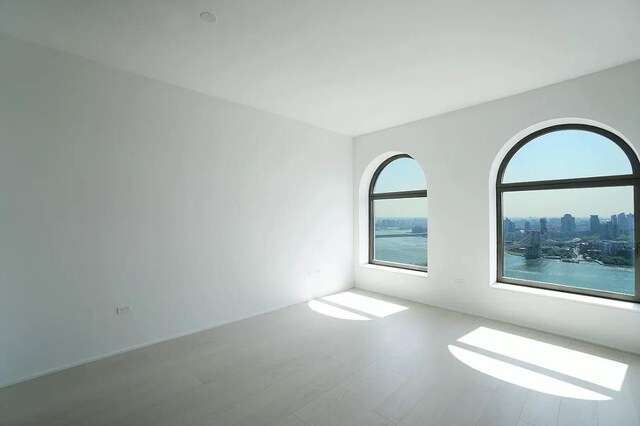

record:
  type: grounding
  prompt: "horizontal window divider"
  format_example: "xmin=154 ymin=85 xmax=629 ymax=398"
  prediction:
xmin=498 ymin=175 xmax=640 ymax=192
xmin=370 ymin=259 xmax=428 ymax=273
xmin=498 ymin=276 xmax=640 ymax=303
xmin=370 ymin=190 xmax=427 ymax=200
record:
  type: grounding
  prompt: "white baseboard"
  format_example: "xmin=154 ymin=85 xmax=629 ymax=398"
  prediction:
xmin=0 ymin=284 xmax=354 ymax=390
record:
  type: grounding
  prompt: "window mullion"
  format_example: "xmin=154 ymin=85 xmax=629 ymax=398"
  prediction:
xmin=370 ymin=191 xmax=427 ymax=200
xmin=499 ymin=176 xmax=640 ymax=192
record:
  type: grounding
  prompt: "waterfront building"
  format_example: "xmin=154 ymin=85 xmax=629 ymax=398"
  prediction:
xmin=600 ymin=221 xmax=618 ymax=240
xmin=598 ymin=240 xmax=631 ymax=257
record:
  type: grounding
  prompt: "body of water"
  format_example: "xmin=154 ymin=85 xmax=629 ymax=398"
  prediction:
xmin=374 ymin=230 xmax=427 ymax=266
xmin=373 ymin=233 xmax=634 ymax=296
xmin=504 ymin=253 xmax=634 ymax=295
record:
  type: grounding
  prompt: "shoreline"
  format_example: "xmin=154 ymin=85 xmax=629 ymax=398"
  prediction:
xmin=505 ymin=253 xmax=634 ymax=271
xmin=506 ymin=252 xmax=635 ymax=270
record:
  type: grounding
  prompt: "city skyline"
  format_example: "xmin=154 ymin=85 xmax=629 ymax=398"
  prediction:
xmin=504 ymin=212 xmax=634 ymax=221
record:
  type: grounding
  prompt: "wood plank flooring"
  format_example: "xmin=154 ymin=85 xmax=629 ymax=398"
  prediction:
xmin=1 ymin=289 xmax=638 ymax=425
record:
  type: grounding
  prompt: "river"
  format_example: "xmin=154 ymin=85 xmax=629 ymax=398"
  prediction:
xmin=503 ymin=253 xmax=634 ymax=295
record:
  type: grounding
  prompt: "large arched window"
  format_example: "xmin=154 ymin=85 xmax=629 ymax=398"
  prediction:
xmin=497 ymin=124 xmax=640 ymax=302
xmin=370 ymin=154 xmax=427 ymax=272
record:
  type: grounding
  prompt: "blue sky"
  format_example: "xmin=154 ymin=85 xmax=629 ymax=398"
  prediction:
xmin=503 ymin=130 xmax=634 ymax=217
xmin=503 ymin=130 xmax=631 ymax=183
xmin=374 ymin=157 xmax=426 ymax=193
xmin=374 ymin=157 xmax=427 ymax=217
xmin=375 ymin=198 xmax=428 ymax=218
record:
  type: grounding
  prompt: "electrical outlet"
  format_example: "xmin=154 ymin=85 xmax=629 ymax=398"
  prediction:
xmin=116 ymin=305 xmax=131 ymax=315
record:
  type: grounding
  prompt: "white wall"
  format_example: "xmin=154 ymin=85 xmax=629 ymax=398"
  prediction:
xmin=354 ymin=60 xmax=640 ymax=355
xmin=0 ymin=35 xmax=353 ymax=387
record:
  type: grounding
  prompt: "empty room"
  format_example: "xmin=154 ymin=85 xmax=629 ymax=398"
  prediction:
xmin=1 ymin=1 xmax=640 ymax=425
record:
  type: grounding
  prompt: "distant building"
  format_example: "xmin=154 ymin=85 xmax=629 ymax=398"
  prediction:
xmin=598 ymin=240 xmax=630 ymax=256
xmin=617 ymin=212 xmax=635 ymax=235
xmin=524 ymin=221 xmax=531 ymax=231
xmin=600 ymin=221 xmax=618 ymax=240
xmin=590 ymin=215 xmax=600 ymax=234
xmin=611 ymin=215 xmax=618 ymax=226
xmin=539 ymin=218 xmax=547 ymax=234
xmin=599 ymin=241 xmax=615 ymax=255
xmin=503 ymin=218 xmax=515 ymax=233
xmin=618 ymin=213 xmax=627 ymax=233
xmin=560 ymin=214 xmax=575 ymax=233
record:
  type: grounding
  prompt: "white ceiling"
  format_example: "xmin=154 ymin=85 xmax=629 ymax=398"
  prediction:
xmin=1 ymin=0 xmax=640 ymax=136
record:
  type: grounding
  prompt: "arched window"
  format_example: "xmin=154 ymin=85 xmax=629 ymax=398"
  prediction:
xmin=369 ymin=154 xmax=427 ymax=271
xmin=497 ymin=124 xmax=640 ymax=302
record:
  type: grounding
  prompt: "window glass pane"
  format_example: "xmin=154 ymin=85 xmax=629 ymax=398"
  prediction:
xmin=373 ymin=157 xmax=427 ymax=193
xmin=502 ymin=186 xmax=635 ymax=295
xmin=502 ymin=130 xmax=632 ymax=183
xmin=373 ymin=198 xmax=428 ymax=267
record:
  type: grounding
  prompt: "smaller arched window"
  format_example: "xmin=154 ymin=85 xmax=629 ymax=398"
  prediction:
xmin=497 ymin=124 xmax=640 ymax=302
xmin=369 ymin=155 xmax=427 ymax=271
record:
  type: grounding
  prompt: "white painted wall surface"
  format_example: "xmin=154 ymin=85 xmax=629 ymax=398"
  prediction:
xmin=0 ymin=35 xmax=353 ymax=387
xmin=354 ymin=60 xmax=640 ymax=355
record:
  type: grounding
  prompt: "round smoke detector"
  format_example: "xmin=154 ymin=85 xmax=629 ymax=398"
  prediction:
xmin=200 ymin=12 xmax=218 ymax=23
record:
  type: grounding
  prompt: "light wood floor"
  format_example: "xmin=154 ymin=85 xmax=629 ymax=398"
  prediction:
xmin=1 ymin=289 xmax=639 ymax=426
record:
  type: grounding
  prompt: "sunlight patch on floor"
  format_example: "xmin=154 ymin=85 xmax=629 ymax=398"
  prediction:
xmin=458 ymin=327 xmax=627 ymax=391
xmin=448 ymin=345 xmax=610 ymax=400
xmin=307 ymin=292 xmax=408 ymax=321
xmin=449 ymin=326 xmax=629 ymax=400
xmin=307 ymin=300 xmax=371 ymax=321
xmin=321 ymin=292 xmax=408 ymax=318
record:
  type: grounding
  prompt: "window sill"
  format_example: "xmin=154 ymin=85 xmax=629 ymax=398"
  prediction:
xmin=491 ymin=282 xmax=640 ymax=314
xmin=360 ymin=263 xmax=428 ymax=277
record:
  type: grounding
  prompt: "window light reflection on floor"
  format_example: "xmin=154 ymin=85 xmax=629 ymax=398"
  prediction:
xmin=448 ymin=345 xmax=610 ymax=401
xmin=457 ymin=327 xmax=628 ymax=391
xmin=449 ymin=327 xmax=629 ymax=400
xmin=307 ymin=300 xmax=371 ymax=321
xmin=321 ymin=292 xmax=408 ymax=317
